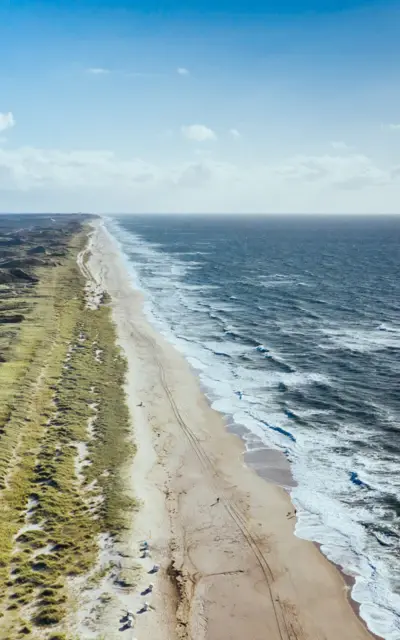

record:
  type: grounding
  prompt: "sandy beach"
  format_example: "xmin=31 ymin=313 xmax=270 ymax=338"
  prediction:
xmin=86 ymin=220 xmax=375 ymax=640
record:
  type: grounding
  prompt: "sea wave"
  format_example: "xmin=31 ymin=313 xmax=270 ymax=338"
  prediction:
xmin=320 ymin=325 xmax=400 ymax=353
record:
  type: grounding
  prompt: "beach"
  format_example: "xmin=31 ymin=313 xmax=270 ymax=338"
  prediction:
xmin=86 ymin=219 xmax=376 ymax=640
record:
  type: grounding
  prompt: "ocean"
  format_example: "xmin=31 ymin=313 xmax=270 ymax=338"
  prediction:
xmin=104 ymin=214 xmax=400 ymax=640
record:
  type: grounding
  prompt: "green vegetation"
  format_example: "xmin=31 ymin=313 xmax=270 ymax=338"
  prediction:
xmin=0 ymin=218 xmax=135 ymax=639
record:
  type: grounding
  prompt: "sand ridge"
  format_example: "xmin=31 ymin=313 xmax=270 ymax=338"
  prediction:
xmin=87 ymin=219 xmax=375 ymax=640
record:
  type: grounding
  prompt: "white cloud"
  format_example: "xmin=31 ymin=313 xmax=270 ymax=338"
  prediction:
xmin=177 ymin=67 xmax=189 ymax=76
xmin=272 ymin=153 xmax=388 ymax=188
xmin=331 ymin=141 xmax=350 ymax=151
xmin=175 ymin=162 xmax=212 ymax=187
xmin=381 ymin=123 xmax=400 ymax=132
xmin=181 ymin=124 xmax=217 ymax=142
xmin=87 ymin=68 xmax=110 ymax=75
xmin=0 ymin=147 xmax=157 ymax=191
xmin=0 ymin=146 xmax=398 ymax=213
xmin=229 ymin=128 xmax=241 ymax=139
xmin=0 ymin=112 xmax=15 ymax=133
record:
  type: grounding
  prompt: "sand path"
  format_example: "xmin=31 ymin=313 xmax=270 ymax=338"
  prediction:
xmin=87 ymin=220 xmax=375 ymax=640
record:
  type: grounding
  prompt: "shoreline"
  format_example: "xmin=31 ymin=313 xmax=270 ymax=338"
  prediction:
xmin=87 ymin=219 xmax=376 ymax=640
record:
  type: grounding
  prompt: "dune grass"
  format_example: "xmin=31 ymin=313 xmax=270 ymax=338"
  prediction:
xmin=0 ymin=226 xmax=135 ymax=639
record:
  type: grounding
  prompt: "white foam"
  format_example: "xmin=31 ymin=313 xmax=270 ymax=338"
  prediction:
xmin=320 ymin=325 xmax=400 ymax=352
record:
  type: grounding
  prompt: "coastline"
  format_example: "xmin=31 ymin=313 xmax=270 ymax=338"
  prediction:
xmin=86 ymin=219 xmax=376 ymax=640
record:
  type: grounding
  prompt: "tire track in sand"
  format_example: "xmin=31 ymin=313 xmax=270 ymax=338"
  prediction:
xmin=131 ymin=325 xmax=302 ymax=640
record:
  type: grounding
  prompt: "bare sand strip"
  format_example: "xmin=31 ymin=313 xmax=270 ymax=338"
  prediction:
xmin=87 ymin=221 xmax=375 ymax=640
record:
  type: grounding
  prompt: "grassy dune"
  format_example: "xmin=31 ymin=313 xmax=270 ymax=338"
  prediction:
xmin=0 ymin=222 xmax=134 ymax=639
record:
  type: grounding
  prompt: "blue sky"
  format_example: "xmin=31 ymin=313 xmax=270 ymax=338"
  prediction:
xmin=1 ymin=0 xmax=400 ymax=213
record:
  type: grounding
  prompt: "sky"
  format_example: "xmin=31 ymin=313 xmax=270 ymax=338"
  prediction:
xmin=1 ymin=0 xmax=400 ymax=213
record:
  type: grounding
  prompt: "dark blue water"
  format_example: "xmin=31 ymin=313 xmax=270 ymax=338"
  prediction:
xmin=106 ymin=214 xmax=400 ymax=639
